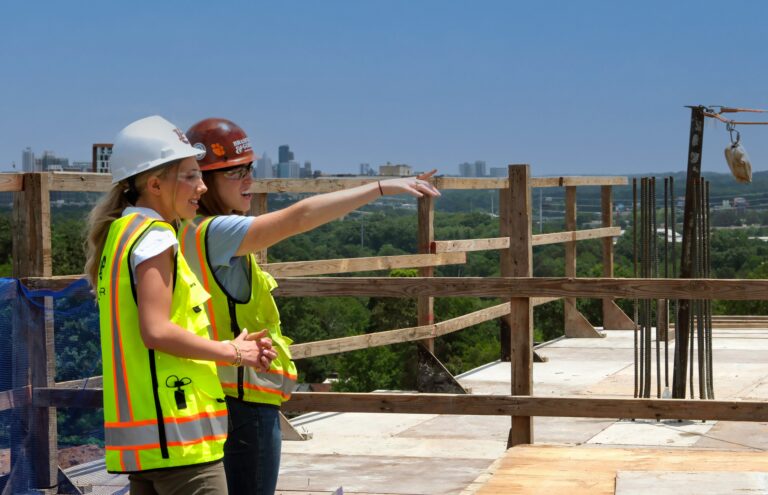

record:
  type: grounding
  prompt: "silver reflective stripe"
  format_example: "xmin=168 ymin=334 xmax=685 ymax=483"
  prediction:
xmin=220 ymin=366 xmax=296 ymax=398
xmin=120 ymin=451 xmax=140 ymax=472
xmin=109 ymin=214 xmax=149 ymax=422
xmin=106 ymin=414 xmax=227 ymax=447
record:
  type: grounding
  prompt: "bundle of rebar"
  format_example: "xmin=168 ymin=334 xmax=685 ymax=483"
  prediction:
xmin=633 ymin=176 xmax=713 ymax=400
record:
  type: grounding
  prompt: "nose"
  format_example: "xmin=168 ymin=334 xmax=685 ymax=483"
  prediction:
xmin=197 ymin=179 xmax=207 ymax=194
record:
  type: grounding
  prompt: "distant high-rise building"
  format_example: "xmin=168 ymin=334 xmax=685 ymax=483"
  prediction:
xmin=379 ymin=163 xmax=412 ymax=176
xmin=458 ymin=162 xmax=473 ymax=177
xmin=256 ymin=152 xmax=273 ymax=178
xmin=278 ymin=145 xmax=294 ymax=164
xmin=277 ymin=161 xmax=301 ymax=178
xmin=473 ymin=160 xmax=486 ymax=177
xmin=359 ymin=163 xmax=372 ymax=176
xmin=38 ymin=150 xmax=69 ymax=171
xmin=22 ymin=147 xmax=36 ymax=172
xmin=92 ymin=143 xmax=113 ymax=173
xmin=300 ymin=161 xmax=312 ymax=178
xmin=489 ymin=167 xmax=507 ymax=177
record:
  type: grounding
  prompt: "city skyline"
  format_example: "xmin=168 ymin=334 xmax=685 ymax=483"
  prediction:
xmin=2 ymin=2 xmax=767 ymax=178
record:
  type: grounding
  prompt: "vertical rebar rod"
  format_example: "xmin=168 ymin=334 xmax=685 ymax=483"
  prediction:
xmin=639 ymin=178 xmax=646 ymax=397
xmin=633 ymin=178 xmax=639 ymax=398
xmin=705 ymin=180 xmax=714 ymax=399
xmin=696 ymin=178 xmax=706 ymax=399
xmin=664 ymin=177 xmax=670 ymax=390
xmin=653 ymin=178 xmax=661 ymax=398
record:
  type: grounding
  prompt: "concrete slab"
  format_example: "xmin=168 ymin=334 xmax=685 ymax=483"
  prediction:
xmin=694 ymin=421 xmax=768 ymax=450
xmin=615 ymin=471 xmax=768 ymax=495
xmin=587 ymin=419 xmax=715 ymax=447
xmin=278 ymin=453 xmax=492 ymax=495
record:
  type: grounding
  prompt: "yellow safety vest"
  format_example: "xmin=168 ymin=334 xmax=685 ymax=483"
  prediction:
xmin=179 ymin=217 xmax=297 ymax=406
xmin=96 ymin=213 xmax=227 ymax=473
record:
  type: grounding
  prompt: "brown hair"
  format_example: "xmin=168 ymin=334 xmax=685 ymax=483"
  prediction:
xmin=198 ymin=170 xmax=247 ymax=216
xmin=83 ymin=164 xmax=175 ymax=287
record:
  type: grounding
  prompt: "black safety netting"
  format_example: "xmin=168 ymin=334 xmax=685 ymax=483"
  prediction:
xmin=0 ymin=277 xmax=104 ymax=490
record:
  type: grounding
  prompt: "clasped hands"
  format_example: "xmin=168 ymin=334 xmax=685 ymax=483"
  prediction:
xmin=233 ymin=328 xmax=278 ymax=371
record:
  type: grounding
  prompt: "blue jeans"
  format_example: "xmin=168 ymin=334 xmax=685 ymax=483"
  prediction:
xmin=224 ymin=397 xmax=282 ymax=495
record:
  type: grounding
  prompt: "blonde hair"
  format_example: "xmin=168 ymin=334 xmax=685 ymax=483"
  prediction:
xmin=84 ymin=165 xmax=175 ymax=287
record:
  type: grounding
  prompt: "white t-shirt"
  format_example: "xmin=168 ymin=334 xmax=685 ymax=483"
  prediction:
xmin=122 ymin=207 xmax=178 ymax=274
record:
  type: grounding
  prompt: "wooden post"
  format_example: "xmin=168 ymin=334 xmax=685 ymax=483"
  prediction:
xmin=601 ymin=185 xmax=634 ymax=330
xmin=249 ymin=193 xmax=269 ymax=264
xmin=501 ymin=164 xmax=533 ymax=447
xmin=10 ymin=173 xmax=57 ymax=491
xmin=564 ymin=186 xmax=601 ymax=337
xmin=418 ymin=195 xmax=435 ymax=352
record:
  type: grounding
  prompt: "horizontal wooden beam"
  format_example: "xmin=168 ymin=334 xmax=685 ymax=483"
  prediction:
xmin=24 ymin=276 xmax=768 ymax=301
xmin=532 ymin=227 xmax=621 ymax=246
xmin=33 ymin=388 xmax=768 ymax=423
xmin=0 ymin=173 xmax=23 ymax=192
xmin=0 ymin=386 xmax=30 ymax=412
xmin=246 ymin=176 xmax=627 ymax=193
xmin=530 ymin=176 xmax=628 ymax=188
xmin=432 ymin=237 xmax=510 ymax=253
xmin=263 ymin=252 xmax=466 ymax=277
xmin=282 ymin=393 xmax=768 ymax=422
xmin=272 ymin=277 xmax=768 ymax=300
xmin=48 ymin=172 xmax=111 ymax=192
xmin=291 ymin=302 xmax=511 ymax=359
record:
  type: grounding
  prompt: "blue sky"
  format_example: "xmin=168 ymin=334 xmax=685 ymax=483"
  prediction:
xmin=1 ymin=1 xmax=767 ymax=176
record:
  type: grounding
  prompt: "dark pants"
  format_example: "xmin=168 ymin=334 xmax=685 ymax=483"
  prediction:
xmin=224 ymin=396 xmax=282 ymax=495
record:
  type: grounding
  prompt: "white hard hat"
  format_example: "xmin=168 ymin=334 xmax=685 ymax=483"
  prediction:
xmin=110 ymin=115 xmax=202 ymax=184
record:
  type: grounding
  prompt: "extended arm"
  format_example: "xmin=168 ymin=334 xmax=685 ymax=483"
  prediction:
xmin=236 ymin=170 xmax=440 ymax=256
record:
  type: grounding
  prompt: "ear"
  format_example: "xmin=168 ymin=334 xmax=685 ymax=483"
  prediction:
xmin=145 ymin=175 xmax=164 ymax=197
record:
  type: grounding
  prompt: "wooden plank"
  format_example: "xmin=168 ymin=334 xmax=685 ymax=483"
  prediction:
xmin=34 ymin=389 xmax=768 ymax=423
xmin=475 ymin=445 xmax=768 ymax=495
xmin=418 ymin=195 xmax=435 ymax=352
xmin=279 ymin=393 xmax=768 ymax=422
xmin=432 ymin=237 xmax=510 ymax=253
xmin=245 ymin=176 xmax=626 ymax=193
xmin=601 ymin=186 xmax=635 ymax=330
xmin=290 ymin=302 xmax=512 ymax=359
xmin=10 ymin=172 xmax=57 ymax=490
xmin=0 ymin=387 xmax=30 ymax=412
xmin=0 ymin=173 xmax=23 ymax=192
xmin=532 ymin=297 xmax=561 ymax=306
xmin=530 ymin=176 xmax=627 ymax=188
xmin=250 ymin=193 xmax=268 ymax=264
xmin=531 ymin=227 xmax=621 ymax=246
xmin=25 ymin=275 xmax=768 ymax=301
xmin=271 ymin=277 xmax=768 ymax=300
xmin=48 ymin=172 xmax=111 ymax=192
xmin=563 ymin=186 xmax=602 ymax=338
xmin=502 ymin=164 xmax=533 ymax=447
xmin=262 ymin=252 xmax=466 ymax=277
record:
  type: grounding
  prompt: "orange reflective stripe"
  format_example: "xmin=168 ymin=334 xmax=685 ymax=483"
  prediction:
xmin=265 ymin=368 xmax=298 ymax=381
xmin=222 ymin=381 xmax=291 ymax=400
xmin=194 ymin=220 xmax=220 ymax=340
xmin=109 ymin=214 xmax=151 ymax=422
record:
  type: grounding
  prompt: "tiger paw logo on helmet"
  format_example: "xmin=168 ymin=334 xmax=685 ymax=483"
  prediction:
xmin=211 ymin=143 xmax=226 ymax=156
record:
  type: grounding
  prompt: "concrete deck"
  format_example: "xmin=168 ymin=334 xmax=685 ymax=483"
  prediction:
xmin=65 ymin=327 xmax=768 ymax=494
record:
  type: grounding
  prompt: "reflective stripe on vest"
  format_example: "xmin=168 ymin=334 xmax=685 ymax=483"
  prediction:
xmin=97 ymin=214 xmax=227 ymax=473
xmin=180 ymin=217 xmax=298 ymax=406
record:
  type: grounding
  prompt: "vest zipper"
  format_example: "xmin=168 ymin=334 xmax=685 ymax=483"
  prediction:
xmin=148 ymin=350 xmax=169 ymax=458
xmin=227 ymin=298 xmax=245 ymax=400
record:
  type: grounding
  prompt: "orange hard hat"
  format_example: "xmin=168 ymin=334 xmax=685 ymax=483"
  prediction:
xmin=186 ymin=118 xmax=256 ymax=171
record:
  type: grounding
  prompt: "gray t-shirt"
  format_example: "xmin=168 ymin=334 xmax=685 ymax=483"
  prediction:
xmin=205 ymin=215 xmax=255 ymax=301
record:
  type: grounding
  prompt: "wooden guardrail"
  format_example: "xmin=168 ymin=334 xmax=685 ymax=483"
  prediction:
xmin=3 ymin=166 xmax=636 ymax=491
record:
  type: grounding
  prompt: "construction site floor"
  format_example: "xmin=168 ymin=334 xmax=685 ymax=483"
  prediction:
xmin=66 ymin=327 xmax=768 ymax=494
